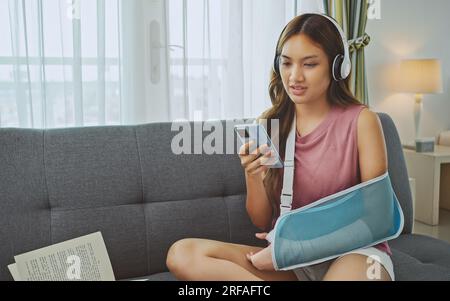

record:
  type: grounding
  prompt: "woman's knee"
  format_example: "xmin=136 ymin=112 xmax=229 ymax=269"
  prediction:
xmin=166 ymin=238 xmax=201 ymax=279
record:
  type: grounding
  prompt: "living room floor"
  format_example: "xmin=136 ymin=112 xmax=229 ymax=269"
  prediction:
xmin=413 ymin=209 xmax=450 ymax=243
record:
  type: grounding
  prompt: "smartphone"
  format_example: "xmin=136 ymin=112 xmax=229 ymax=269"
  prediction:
xmin=234 ymin=124 xmax=283 ymax=168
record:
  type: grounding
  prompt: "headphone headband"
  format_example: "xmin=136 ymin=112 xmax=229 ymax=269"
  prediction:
xmin=274 ymin=13 xmax=351 ymax=81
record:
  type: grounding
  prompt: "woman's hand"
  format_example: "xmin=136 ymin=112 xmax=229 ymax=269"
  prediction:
xmin=246 ymin=233 xmax=275 ymax=271
xmin=239 ymin=141 xmax=273 ymax=177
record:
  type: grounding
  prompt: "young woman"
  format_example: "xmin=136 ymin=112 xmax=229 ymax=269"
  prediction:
xmin=166 ymin=13 xmax=394 ymax=281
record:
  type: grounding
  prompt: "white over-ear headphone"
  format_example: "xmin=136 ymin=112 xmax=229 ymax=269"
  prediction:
xmin=274 ymin=13 xmax=352 ymax=81
xmin=317 ymin=14 xmax=352 ymax=81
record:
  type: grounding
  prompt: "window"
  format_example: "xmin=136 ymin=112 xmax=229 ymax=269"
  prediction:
xmin=0 ymin=0 xmax=122 ymax=128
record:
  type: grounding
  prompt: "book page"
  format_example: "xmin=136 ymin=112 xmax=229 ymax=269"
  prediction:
xmin=13 ymin=232 xmax=115 ymax=281
xmin=8 ymin=263 xmax=21 ymax=281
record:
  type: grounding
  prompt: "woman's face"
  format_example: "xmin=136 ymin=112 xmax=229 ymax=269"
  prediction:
xmin=279 ymin=33 xmax=331 ymax=105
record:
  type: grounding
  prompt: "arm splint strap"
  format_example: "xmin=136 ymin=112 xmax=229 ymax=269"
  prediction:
xmin=267 ymin=112 xmax=404 ymax=271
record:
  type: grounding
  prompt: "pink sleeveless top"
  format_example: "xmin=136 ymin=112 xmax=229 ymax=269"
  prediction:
xmin=272 ymin=103 xmax=391 ymax=256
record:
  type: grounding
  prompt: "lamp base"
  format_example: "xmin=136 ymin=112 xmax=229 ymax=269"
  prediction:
xmin=414 ymin=94 xmax=423 ymax=139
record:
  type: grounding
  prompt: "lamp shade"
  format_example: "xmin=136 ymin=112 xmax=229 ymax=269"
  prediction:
xmin=399 ymin=59 xmax=443 ymax=94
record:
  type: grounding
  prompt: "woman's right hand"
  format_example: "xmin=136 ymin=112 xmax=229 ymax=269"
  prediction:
xmin=238 ymin=141 xmax=273 ymax=177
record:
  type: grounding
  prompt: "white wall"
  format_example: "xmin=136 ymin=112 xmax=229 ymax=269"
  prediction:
xmin=365 ymin=0 xmax=450 ymax=144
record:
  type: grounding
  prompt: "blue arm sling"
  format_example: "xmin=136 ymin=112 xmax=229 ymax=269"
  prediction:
xmin=266 ymin=112 xmax=404 ymax=271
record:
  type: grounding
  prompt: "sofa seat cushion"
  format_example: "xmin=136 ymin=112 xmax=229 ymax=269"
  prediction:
xmin=390 ymin=234 xmax=450 ymax=280
xmin=390 ymin=234 xmax=450 ymax=268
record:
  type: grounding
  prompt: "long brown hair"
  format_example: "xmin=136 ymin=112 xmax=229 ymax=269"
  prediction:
xmin=259 ymin=14 xmax=365 ymax=222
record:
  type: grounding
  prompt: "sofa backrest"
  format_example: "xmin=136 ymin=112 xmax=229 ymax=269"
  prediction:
xmin=378 ymin=113 xmax=413 ymax=233
xmin=0 ymin=113 xmax=413 ymax=281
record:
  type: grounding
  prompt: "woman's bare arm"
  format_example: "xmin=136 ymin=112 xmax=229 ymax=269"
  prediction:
xmin=357 ymin=108 xmax=388 ymax=182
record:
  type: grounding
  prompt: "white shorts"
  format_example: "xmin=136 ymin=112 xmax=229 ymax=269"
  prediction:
xmin=293 ymin=247 xmax=395 ymax=281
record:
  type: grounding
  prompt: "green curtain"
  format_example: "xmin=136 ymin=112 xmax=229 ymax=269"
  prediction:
xmin=323 ymin=0 xmax=370 ymax=105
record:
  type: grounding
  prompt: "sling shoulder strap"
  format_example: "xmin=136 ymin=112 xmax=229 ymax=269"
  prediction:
xmin=280 ymin=113 xmax=296 ymax=216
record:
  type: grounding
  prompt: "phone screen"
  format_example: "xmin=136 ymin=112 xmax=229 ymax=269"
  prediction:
xmin=236 ymin=128 xmax=250 ymax=139
xmin=234 ymin=124 xmax=283 ymax=168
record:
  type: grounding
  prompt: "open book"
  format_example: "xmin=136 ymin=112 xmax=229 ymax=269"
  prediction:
xmin=8 ymin=232 xmax=115 ymax=281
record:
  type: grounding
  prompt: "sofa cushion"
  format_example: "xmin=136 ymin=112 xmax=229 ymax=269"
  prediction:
xmin=144 ymin=194 xmax=266 ymax=276
xmin=390 ymin=234 xmax=450 ymax=280
xmin=390 ymin=234 xmax=450 ymax=268
xmin=51 ymin=204 xmax=148 ymax=280
xmin=391 ymin=248 xmax=450 ymax=281
xmin=44 ymin=126 xmax=143 ymax=210
xmin=135 ymin=121 xmax=247 ymax=203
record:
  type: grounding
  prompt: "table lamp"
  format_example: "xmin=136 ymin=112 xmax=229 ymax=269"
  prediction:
xmin=399 ymin=59 xmax=443 ymax=144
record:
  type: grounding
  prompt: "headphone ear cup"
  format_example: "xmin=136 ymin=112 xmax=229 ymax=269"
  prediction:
xmin=332 ymin=54 xmax=344 ymax=81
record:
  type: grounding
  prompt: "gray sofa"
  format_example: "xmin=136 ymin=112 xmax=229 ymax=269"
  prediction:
xmin=1 ymin=113 xmax=450 ymax=281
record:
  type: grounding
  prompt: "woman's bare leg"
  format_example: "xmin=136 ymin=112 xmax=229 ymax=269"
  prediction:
xmin=166 ymin=238 xmax=298 ymax=281
xmin=323 ymin=254 xmax=392 ymax=281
